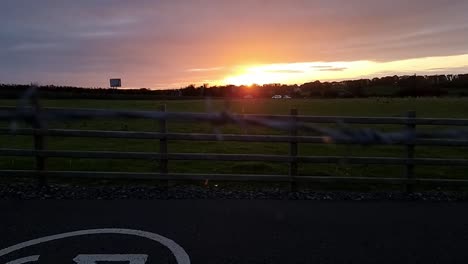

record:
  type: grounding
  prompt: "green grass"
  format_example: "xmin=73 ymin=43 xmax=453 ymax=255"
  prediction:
xmin=2 ymin=98 xmax=468 ymax=186
xmin=4 ymin=97 xmax=468 ymax=116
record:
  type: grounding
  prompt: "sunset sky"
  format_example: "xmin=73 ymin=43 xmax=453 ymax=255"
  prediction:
xmin=1 ymin=0 xmax=468 ymax=89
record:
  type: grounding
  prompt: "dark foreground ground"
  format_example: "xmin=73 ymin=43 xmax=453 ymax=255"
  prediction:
xmin=1 ymin=199 xmax=468 ymax=263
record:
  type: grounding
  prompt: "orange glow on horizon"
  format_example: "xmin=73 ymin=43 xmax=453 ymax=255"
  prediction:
xmin=216 ymin=54 xmax=468 ymax=87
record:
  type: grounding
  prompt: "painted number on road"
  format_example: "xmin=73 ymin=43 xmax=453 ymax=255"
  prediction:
xmin=0 ymin=229 xmax=190 ymax=264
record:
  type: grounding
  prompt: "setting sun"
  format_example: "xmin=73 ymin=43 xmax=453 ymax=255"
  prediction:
xmin=220 ymin=61 xmax=369 ymax=86
xmin=221 ymin=63 xmax=315 ymax=86
xmin=223 ymin=71 xmax=283 ymax=86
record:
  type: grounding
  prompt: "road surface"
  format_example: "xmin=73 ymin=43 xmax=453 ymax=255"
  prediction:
xmin=1 ymin=200 xmax=468 ymax=263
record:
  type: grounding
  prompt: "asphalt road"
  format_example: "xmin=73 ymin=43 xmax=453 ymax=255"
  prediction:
xmin=1 ymin=200 xmax=468 ymax=263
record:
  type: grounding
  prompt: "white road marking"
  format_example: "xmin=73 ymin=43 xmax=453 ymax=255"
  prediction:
xmin=0 ymin=228 xmax=190 ymax=264
xmin=6 ymin=255 xmax=40 ymax=264
xmin=73 ymin=254 xmax=148 ymax=264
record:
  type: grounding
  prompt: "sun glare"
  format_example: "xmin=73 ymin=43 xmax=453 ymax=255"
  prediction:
xmin=221 ymin=62 xmax=355 ymax=86
xmin=223 ymin=72 xmax=280 ymax=86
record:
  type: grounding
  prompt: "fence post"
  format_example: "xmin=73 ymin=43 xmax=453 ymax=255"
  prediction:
xmin=32 ymin=92 xmax=47 ymax=188
xmin=289 ymin=109 xmax=298 ymax=191
xmin=405 ymin=111 xmax=416 ymax=192
xmin=159 ymin=105 xmax=169 ymax=185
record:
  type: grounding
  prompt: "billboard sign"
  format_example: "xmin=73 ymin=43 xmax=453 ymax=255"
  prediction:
xmin=110 ymin=79 xmax=122 ymax=88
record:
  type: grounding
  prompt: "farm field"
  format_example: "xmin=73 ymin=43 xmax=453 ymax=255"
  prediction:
xmin=2 ymin=98 xmax=468 ymax=188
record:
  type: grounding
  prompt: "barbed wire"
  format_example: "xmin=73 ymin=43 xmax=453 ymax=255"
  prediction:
xmin=2 ymin=86 xmax=468 ymax=145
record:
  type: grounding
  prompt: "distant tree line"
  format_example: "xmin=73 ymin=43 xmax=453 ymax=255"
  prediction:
xmin=2 ymin=73 xmax=468 ymax=100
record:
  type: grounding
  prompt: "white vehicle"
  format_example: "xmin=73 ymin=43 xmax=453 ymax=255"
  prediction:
xmin=272 ymin=95 xmax=282 ymax=99
xmin=283 ymin=95 xmax=291 ymax=99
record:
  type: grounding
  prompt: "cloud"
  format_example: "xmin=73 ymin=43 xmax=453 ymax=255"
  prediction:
xmin=265 ymin=69 xmax=305 ymax=74
xmin=186 ymin=67 xmax=224 ymax=72
xmin=76 ymin=31 xmax=123 ymax=39
xmin=318 ymin=67 xmax=348 ymax=72
xmin=10 ymin=42 xmax=59 ymax=51
xmin=427 ymin=65 xmax=468 ymax=72
xmin=309 ymin=65 xmax=334 ymax=69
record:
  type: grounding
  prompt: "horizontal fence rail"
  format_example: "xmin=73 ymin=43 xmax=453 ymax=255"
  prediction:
xmin=2 ymin=128 xmax=468 ymax=146
xmin=3 ymin=106 xmax=468 ymax=126
xmin=2 ymin=170 xmax=468 ymax=185
xmin=2 ymin=148 xmax=468 ymax=166
xmin=1 ymin=92 xmax=468 ymax=190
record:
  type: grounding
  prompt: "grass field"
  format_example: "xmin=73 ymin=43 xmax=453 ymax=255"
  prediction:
xmin=2 ymin=98 xmax=468 ymax=188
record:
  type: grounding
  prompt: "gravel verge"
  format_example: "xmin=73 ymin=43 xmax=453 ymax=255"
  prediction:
xmin=1 ymin=183 xmax=468 ymax=201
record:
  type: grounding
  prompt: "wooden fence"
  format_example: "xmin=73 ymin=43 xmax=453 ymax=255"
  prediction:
xmin=2 ymin=106 xmax=468 ymax=190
